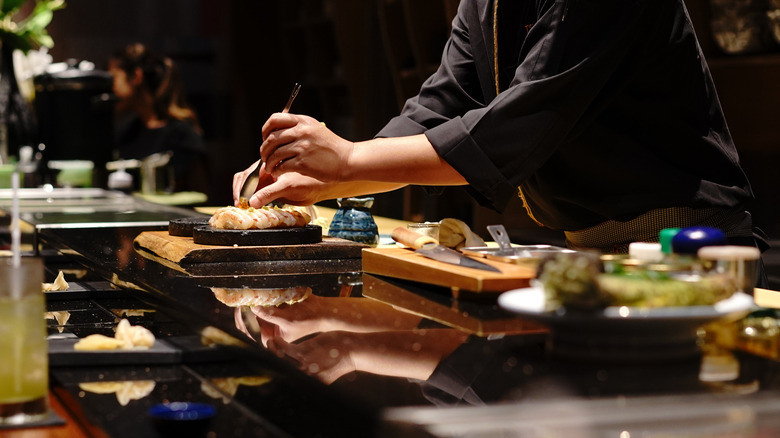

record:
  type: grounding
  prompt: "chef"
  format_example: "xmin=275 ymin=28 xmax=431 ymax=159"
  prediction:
xmin=234 ymin=0 xmax=767 ymax=280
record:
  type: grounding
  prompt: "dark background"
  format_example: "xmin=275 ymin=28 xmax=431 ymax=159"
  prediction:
xmin=39 ymin=0 xmax=780 ymax=248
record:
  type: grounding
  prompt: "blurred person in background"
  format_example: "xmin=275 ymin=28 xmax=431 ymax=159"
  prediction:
xmin=109 ymin=43 xmax=208 ymax=193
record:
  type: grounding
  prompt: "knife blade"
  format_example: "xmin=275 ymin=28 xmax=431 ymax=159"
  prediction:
xmin=391 ymin=227 xmax=501 ymax=273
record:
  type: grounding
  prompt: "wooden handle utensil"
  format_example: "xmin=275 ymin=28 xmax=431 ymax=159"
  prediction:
xmin=391 ymin=226 xmax=437 ymax=249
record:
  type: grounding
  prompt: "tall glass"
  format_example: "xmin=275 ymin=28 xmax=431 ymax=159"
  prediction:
xmin=0 ymin=257 xmax=49 ymax=425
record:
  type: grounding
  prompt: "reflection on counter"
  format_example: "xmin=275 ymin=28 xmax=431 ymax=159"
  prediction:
xmin=201 ymin=375 xmax=271 ymax=405
xmin=364 ymin=274 xmax=547 ymax=337
xmin=737 ymin=311 xmax=780 ymax=360
xmin=222 ymin=271 xmax=780 ymax=411
xmin=211 ymin=286 xmax=312 ymax=308
xmin=205 ymin=274 xmax=467 ymax=385
xmin=79 ymin=380 xmax=156 ymax=406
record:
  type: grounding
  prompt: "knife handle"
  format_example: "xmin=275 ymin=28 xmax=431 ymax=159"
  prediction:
xmin=391 ymin=226 xmax=437 ymax=249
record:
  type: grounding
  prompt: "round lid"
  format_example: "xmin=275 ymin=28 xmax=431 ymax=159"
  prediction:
xmin=628 ymin=241 xmax=663 ymax=262
xmin=671 ymin=226 xmax=727 ymax=255
xmin=698 ymin=245 xmax=761 ymax=261
xmin=659 ymin=228 xmax=681 ymax=254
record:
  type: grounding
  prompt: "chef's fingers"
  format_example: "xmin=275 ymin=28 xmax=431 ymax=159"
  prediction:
xmin=232 ymin=159 xmax=262 ymax=204
xmin=250 ymin=305 xmax=287 ymax=327
xmin=261 ymin=113 xmax=327 ymax=168
xmin=253 ymin=166 xmax=276 ymax=195
xmin=249 ymin=171 xmax=286 ymax=208
xmin=260 ymin=127 xmax=301 ymax=171
xmin=233 ymin=308 xmax=258 ymax=343
xmin=261 ymin=112 xmax=299 ymax=142
xmin=250 ymin=170 xmax=301 ymax=207
xmin=249 ymin=180 xmax=282 ymax=208
xmin=250 ymin=171 xmax=326 ymax=207
xmin=262 ymin=145 xmax=298 ymax=174
xmin=232 ymin=171 xmax=245 ymax=205
xmin=258 ymin=320 xmax=281 ymax=349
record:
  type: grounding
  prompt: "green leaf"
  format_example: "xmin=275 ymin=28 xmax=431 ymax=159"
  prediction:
xmin=1 ymin=0 xmax=26 ymax=16
xmin=29 ymin=30 xmax=52 ymax=48
xmin=0 ymin=0 xmax=65 ymax=52
xmin=18 ymin=8 xmax=51 ymax=31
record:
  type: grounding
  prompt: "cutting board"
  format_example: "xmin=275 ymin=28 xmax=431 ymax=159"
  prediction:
xmin=362 ymin=247 xmax=536 ymax=293
xmin=134 ymin=230 xmax=365 ymax=265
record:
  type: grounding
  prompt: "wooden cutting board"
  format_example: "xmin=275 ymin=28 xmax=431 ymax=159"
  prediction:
xmin=362 ymin=247 xmax=536 ymax=293
xmin=134 ymin=230 xmax=365 ymax=265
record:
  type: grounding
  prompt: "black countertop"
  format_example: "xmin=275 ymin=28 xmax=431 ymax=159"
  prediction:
xmin=20 ymin=214 xmax=780 ymax=437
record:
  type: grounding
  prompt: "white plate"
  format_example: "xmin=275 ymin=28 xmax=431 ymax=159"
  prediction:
xmin=498 ymin=285 xmax=756 ymax=360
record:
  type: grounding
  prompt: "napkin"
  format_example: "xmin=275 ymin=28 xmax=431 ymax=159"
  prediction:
xmin=438 ymin=218 xmax=485 ymax=250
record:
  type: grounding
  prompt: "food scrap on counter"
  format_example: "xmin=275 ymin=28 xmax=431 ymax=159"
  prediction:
xmin=78 ymin=380 xmax=156 ymax=406
xmin=73 ymin=319 xmax=156 ymax=351
xmin=43 ymin=271 xmax=69 ymax=292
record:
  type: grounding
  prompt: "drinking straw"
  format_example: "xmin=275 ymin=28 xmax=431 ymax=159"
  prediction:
xmin=11 ymin=171 xmax=20 ymax=269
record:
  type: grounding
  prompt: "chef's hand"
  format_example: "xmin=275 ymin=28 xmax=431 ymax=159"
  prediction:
xmin=250 ymin=298 xmax=326 ymax=344
xmin=268 ymin=332 xmax=356 ymax=384
xmin=250 ymin=170 xmax=406 ymax=208
xmin=261 ymin=113 xmax=354 ymax=182
xmin=247 ymin=171 xmax=328 ymax=208
xmin=231 ymin=159 xmax=275 ymax=206
xmin=250 ymin=295 xmax=425 ymax=344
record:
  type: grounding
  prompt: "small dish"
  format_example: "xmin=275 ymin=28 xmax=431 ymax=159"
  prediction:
xmin=461 ymin=245 xmax=574 ymax=266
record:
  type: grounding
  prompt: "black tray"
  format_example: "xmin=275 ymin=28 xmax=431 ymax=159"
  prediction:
xmin=168 ymin=217 xmax=211 ymax=237
xmin=48 ymin=337 xmax=181 ymax=367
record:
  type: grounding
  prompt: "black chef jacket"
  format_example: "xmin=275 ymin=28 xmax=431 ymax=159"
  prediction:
xmin=376 ymin=0 xmax=753 ymax=232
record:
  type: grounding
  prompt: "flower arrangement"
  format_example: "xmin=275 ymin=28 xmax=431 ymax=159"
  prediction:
xmin=0 ymin=0 xmax=65 ymax=53
xmin=0 ymin=0 xmax=65 ymax=164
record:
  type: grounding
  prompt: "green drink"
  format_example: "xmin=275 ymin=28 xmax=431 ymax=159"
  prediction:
xmin=0 ymin=257 xmax=49 ymax=425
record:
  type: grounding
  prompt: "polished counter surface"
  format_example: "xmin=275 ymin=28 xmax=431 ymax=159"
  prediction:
xmin=4 ymin=195 xmax=780 ymax=437
xmin=0 ymin=188 xmax=206 ymax=229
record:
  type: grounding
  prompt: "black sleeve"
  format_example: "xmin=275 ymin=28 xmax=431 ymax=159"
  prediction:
xmin=377 ymin=0 xmax=674 ymax=212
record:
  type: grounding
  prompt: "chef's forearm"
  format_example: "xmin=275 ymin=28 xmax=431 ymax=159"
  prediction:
xmin=350 ymin=329 xmax=469 ymax=381
xmin=317 ymin=181 xmax=408 ymax=200
xmin=346 ymin=134 xmax=467 ymax=186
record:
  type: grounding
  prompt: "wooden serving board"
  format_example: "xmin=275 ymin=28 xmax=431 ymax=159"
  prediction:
xmin=134 ymin=230 xmax=365 ymax=265
xmin=362 ymin=247 xmax=536 ymax=293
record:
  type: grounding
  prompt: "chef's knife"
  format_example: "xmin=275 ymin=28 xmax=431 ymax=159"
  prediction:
xmin=391 ymin=227 xmax=501 ymax=273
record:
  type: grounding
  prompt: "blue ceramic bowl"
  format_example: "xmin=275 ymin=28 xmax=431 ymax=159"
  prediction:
xmin=149 ymin=402 xmax=215 ymax=437
xmin=671 ymin=226 xmax=727 ymax=255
